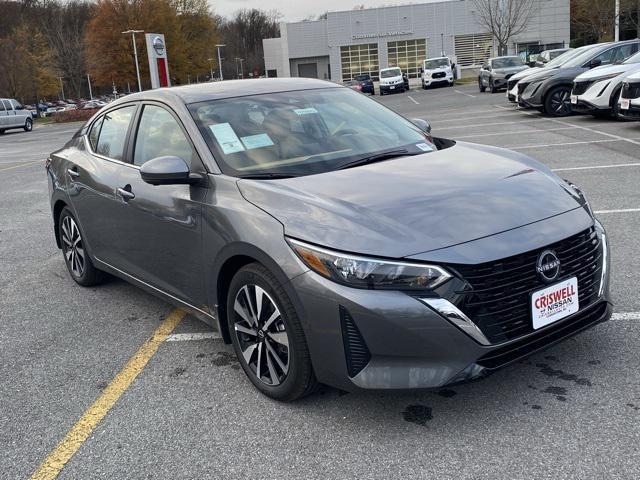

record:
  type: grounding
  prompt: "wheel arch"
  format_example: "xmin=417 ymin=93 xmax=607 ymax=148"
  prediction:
xmin=211 ymin=242 xmax=307 ymax=345
xmin=52 ymin=199 xmax=68 ymax=249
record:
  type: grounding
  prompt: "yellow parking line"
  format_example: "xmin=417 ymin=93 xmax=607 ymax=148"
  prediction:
xmin=30 ymin=309 xmax=186 ymax=480
xmin=0 ymin=160 xmax=43 ymax=172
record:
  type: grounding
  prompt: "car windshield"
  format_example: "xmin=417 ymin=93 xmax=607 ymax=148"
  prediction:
xmin=189 ymin=87 xmax=434 ymax=178
xmin=492 ymin=57 xmax=523 ymax=68
xmin=562 ymin=44 xmax=610 ymax=68
xmin=545 ymin=47 xmax=583 ymax=67
xmin=380 ymin=68 xmax=401 ymax=78
xmin=424 ymin=58 xmax=449 ymax=69
xmin=354 ymin=74 xmax=370 ymax=81
xmin=623 ymin=51 xmax=640 ymax=64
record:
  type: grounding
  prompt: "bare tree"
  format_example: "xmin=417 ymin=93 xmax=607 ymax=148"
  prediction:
xmin=472 ymin=0 xmax=537 ymax=55
xmin=571 ymin=0 xmax=615 ymax=44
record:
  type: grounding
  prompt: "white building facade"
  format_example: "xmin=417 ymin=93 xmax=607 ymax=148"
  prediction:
xmin=263 ymin=0 xmax=570 ymax=81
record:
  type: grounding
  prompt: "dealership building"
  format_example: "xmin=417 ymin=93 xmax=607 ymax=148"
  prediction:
xmin=263 ymin=0 xmax=569 ymax=81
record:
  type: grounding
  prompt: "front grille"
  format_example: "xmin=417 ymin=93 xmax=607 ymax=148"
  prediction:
xmin=477 ymin=301 xmax=608 ymax=369
xmin=432 ymin=72 xmax=446 ymax=79
xmin=449 ymin=227 xmax=602 ymax=344
xmin=573 ymin=80 xmax=595 ymax=96
xmin=340 ymin=306 xmax=371 ymax=377
xmin=622 ymin=82 xmax=640 ymax=99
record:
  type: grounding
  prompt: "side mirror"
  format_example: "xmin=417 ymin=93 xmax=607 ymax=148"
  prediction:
xmin=589 ymin=58 xmax=602 ymax=68
xmin=411 ymin=118 xmax=431 ymax=134
xmin=15 ymin=104 xmax=24 ymax=110
xmin=140 ymin=156 xmax=202 ymax=186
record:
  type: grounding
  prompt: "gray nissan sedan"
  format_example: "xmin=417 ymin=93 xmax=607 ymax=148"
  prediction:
xmin=47 ymin=78 xmax=611 ymax=401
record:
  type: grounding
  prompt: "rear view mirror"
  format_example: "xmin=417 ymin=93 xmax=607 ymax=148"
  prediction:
xmin=140 ymin=156 xmax=202 ymax=186
xmin=411 ymin=118 xmax=431 ymax=134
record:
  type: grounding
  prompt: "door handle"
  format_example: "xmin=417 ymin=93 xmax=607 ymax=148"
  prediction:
xmin=117 ymin=186 xmax=135 ymax=201
xmin=67 ymin=167 xmax=80 ymax=178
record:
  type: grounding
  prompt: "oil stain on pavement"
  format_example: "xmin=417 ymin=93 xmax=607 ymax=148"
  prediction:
xmin=402 ymin=404 xmax=433 ymax=426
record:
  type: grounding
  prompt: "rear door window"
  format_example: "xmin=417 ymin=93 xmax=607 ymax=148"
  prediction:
xmin=95 ymin=105 xmax=136 ymax=161
xmin=88 ymin=116 xmax=104 ymax=151
xmin=2 ymin=100 xmax=12 ymax=111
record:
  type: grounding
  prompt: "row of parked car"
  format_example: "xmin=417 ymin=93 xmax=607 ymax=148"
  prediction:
xmin=25 ymin=96 xmax=116 ymax=118
xmin=343 ymin=56 xmax=456 ymax=96
xmin=478 ymin=39 xmax=640 ymax=120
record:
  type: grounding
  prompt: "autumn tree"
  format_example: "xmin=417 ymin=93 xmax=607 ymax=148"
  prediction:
xmin=0 ymin=23 xmax=59 ymax=102
xmin=216 ymin=9 xmax=281 ymax=79
xmin=84 ymin=0 xmax=219 ymax=89
xmin=472 ymin=0 xmax=538 ymax=55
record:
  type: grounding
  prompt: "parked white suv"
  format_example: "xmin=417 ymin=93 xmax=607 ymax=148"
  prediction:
xmin=618 ymin=69 xmax=640 ymax=120
xmin=421 ymin=57 xmax=454 ymax=88
xmin=379 ymin=67 xmax=406 ymax=95
xmin=0 ymin=98 xmax=33 ymax=133
xmin=571 ymin=50 xmax=640 ymax=118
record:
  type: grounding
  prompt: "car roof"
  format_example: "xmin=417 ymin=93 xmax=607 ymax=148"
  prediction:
xmin=380 ymin=67 xmax=401 ymax=71
xmin=112 ymin=78 xmax=340 ymax=106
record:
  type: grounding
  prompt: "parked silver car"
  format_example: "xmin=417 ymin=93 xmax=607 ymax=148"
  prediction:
xmin=0 ymin=98 xmax=33 ymax=133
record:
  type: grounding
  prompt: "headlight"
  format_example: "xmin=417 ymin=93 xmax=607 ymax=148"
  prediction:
xmin=564 ymin=179 xmax=594 ymax=218
xmin=287 ymin=238 xmax=452 ymax=290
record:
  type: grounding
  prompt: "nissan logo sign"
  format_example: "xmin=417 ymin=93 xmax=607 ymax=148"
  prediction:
xmin=153 ymin=36 xmax=165 ymax=56
xmin=536 ymin=250 xmax=561 ymax=282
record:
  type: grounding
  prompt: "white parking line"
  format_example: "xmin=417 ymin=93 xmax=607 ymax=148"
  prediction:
xmin=165 ymin=332 xmax=221 ymax=342
xmin=553 ymin=162 xmax=640 ymax=172
xmin=407 ymin=95 xmax=420 ymax=105
xmin=456 ymin=127 xmax=577 ymax=139
xmin=436 ymin=118 xmax=546 ymax=130
xmin=455 ymin=89 xmax=476 ymax=98
xmin=612 ymin=312 xmax=640 ymax=320
xmin=495 ymin=104 xmax=640 ymax=147
xmin=434 ymin=111 xmax=527 ymax=123
xmin=594 ymin=208 xmax=640 ymax=215
xmin=512 ymin=139 xmax=622 ymax=150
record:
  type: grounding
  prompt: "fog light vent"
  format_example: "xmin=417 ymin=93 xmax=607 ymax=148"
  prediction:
xmin=340 ymin=306 xmax=371 ymax=377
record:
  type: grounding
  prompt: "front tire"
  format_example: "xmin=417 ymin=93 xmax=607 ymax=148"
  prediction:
xmin=58 ymin=207 xmax=105 ymax=286
xmin=478 ymin=78 xmax=486 ymax=92
xmin=490 ymin=79 xmax=498 ymax=94
xmin=24 ymin=118 xmax=33 ymax=132
xmin=227 ymin=263 xmax=317 ymax=401
xmin=544 ymin=86 xmax=573 ymax=117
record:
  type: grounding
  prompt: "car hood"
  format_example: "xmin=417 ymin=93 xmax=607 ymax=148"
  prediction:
xmin=237 ymin=143 xmax=585 ymax=258
xmin=527 ymin=66 xmax=586 ymax=83
xmin=494 ymin=66 xmax=529 ymax=75
xmin=425 ymin=67 xmax=451 ymax=73
xmin=576 ymin=62 xmax=640 ymax=81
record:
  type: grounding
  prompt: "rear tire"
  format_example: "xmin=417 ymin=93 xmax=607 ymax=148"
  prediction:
xmin=24 ymin=118 xmax=33 ymax=132
xmin=544 ymin=86 xmax=573 ymax=117
xmin=58 ymin=207 xmax=105 ymax=286
xmin=227 ymin=263 xmax=318 ymax=401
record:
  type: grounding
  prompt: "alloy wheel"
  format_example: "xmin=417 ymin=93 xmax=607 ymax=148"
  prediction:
xmin=61 ymin=215 xmax=85 ymax=277
xmin=550 ymin=89 xmax=571 ymax=114
xmin=233 ymin=284 xmax=290 ymax=386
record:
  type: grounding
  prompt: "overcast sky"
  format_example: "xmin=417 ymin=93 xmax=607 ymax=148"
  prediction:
xmin=211 ymin=0 xmax=410 ymax=22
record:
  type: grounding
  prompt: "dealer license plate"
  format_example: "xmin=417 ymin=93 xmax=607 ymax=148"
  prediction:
xmin=390 ymin=86 xmax=395 ymax=90
xmin=621 ymin=98 xmax=631 ymax=110
xmin=570 ymin=95 xmax=578 ymax=104
xmin=531 ymin=277 xmax=579 ymax=330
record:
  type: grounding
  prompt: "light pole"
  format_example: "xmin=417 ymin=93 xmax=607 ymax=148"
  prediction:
xmin=207 ymin=57 xmax=215 ymax=81
xmin=215 ymin=44 xmax=226 ymax=81
xmin=122 ymin=29 xmax=144 ymax=92
xmin=235 ymin=58 xmax=244 ymax=78
xmin=615 ymin=0 xmax=620 ymax=41
xmin=87 ymin=74 xmax=93 ymax=100
xmin=441 ymin=33 xmax=444 ymax=57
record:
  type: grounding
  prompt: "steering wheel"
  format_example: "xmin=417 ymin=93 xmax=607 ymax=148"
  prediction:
xmin=333 ymin=128 xmax=358 ymax=136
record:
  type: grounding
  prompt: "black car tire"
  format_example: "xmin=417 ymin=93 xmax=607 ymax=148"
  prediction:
xmin=24 ymin=118 xmax=33 ymax=132
xmin=0 ymin=129 xmax=4 ymax=134
xmin=422 ymin=82 xmax=427 ymax=90
xmin=544 ymin=85 xmax=573 ymax=117
xmin=227 ymin=263 xmax=318 ymax=401
xmin=490 ymin=79 xmax=498 ymax=94
xmin=449 ymin=80 xmax=454 ymax=87
xmin=58 ymin=207 xmax=105 ymax=286
xmin=478 ymin=78 xmax=486 ymax=93
xmin=610 ymin=88 xmax=623 ymax=120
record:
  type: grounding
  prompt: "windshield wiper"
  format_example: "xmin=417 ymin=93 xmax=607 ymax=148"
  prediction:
xmin=237 ymin=173 xmax=296 ymax=180
xmin=336 ymin=149 xmax=422 ymax=171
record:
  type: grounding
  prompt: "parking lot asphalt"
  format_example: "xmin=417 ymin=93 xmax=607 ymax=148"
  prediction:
xmin=1 ymin=84 xmax=639 ymax=479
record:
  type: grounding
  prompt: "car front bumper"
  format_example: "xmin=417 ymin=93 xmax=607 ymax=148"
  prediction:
xmin=290 ymin=221 xmax=612 ymax=392
xmin=380 ymin=84 xmax=404 ymax=93
xmin=423 ymin=75 xmax=453 ymax=86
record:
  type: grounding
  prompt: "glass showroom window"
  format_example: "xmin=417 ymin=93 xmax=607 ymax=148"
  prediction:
xmin=340 ymin=43 xmax=379 ymax=82
xmin=387 ymin=39 xmax=427 ymax=78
